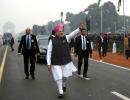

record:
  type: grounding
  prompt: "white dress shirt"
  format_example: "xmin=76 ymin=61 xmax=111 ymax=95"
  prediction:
xmin=100 ymin=36 xmax=103 ymax=43
xmin=81 ymin=35 xmax=86 ymax=50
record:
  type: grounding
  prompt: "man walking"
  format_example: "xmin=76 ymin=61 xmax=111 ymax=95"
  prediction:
xmin=75 ymin=28 xmax=92 ymax=79
xmin=18 ymin=28 xmax=39 ymax=79
xmin=10 ymin=37 xmax=14 ymax=51
xmin=97 ymin=33 xmax=104 ymax=62
xmin=47 ymin=22 xmax=85 ymax=98
xmin=102 ymin=33 xmax=108 ymax=57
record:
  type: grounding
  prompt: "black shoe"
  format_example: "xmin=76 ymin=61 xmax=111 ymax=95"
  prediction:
xmin=63 ymin=87 xmax=66 ymax=92
xmin=31 ymin=75 xmax=35 ymax=80
xmin=83 ymin=75 xmax=88 ymax=78
xmin=78 ymin=72 xmax=81 ymax=75
xmin=58 ymin=94 xmax=64 ymax=98
xmin=83 ymin=75 xmax=91 ymax=80
xmin=25 ymin=76 xmax=29 ymax=79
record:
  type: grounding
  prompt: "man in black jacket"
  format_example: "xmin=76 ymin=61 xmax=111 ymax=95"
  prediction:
xmin=97 ymin=33 xmax=104 ymax=61
xmin=48 ymin=30 xmax=55 ymax=41
xmin=75 ymin=28 xmax=92 ymax=79
xmin=102 ymin=33 xmax=108 ymax=57
xmin=18 ymin=28 xmax=39 ymax=79
xmin=10 ymin=37 xmax=14 ymax=51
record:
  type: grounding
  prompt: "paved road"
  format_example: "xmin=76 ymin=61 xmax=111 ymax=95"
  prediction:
xmin=0 ymin=43 xmax=130 ymax=100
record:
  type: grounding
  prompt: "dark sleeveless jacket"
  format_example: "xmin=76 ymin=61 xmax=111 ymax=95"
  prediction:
xmin=51 ymin=36 xmax=71 ymax=65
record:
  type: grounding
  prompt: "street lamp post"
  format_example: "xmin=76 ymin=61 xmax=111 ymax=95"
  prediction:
xmin=123 ymin=0 xmax=126 ymax=56
xmin=101 ymin=6 xmax=103 ymax=33
xmin=114 ymin=22 xmax=116 ymax=33
xmin=61 ymin=12 xmax=63 ymax=23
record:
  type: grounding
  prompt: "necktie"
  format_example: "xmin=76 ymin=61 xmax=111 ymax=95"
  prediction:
xmin=26 ymin=35 xmax=30 ymax=49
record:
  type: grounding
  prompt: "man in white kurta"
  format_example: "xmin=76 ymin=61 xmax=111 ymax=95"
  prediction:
xmin=112 ymin=42 xmax=116 ymax=53
xmin=47 ymin=22 xmax=86 ymax=98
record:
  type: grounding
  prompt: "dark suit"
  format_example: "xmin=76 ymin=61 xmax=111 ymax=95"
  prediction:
xmin=97 ymin=36 xmax=103 ymax=58
xmin=102 ymin=36 xmax=108 ymax=56
xmin=75 ymin=35 xmax=92 ymax=77
xmin=18 ymin=34 xmax=39 ymax=77
xmin=48 ymin=35 xmax=55 ymax=42
xmin=10 ymin=37 xmax=14 ymax=51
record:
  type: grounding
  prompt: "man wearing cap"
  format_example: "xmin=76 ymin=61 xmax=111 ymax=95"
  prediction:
xmin=47 ymin=22 xmax=85 ymax=98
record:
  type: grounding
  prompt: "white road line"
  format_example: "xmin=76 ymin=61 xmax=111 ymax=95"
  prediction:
xmin=111 ymin=91 xmax=130 ymax=100
xmin=89 ymin=58 xmax=130 ymax=71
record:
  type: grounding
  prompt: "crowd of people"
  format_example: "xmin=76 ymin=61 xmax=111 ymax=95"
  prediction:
xmin=16 ymin=22 xmax=93 ymax=98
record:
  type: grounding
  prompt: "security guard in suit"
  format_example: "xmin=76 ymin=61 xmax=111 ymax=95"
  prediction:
xmin=18 ymin=28 xmax=39 ymax=79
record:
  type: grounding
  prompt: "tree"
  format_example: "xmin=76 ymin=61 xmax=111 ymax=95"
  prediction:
xmin=47 ymin=21 xmax=54 ymax=34
xmin=33 ymin=1 xmax=130 ymax=35
xmin=102 ymin=2 xmax=118 ymax=32
xmin=40 ymin=26 xmax=47 ymax=35
xmin=32 ymin=24 xmax=38 ymax=35
xmin=86 ymin=3 xmax=100 ymax=33
xmin=66 ymin=12 xmax=86 ymax=31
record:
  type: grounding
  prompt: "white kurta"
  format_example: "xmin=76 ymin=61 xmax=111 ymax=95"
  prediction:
xmin=112 ymin=42 xmax=116 ymax=53
xmin=91 ymin=41 xmax=94 ymax=50
xmin=47 ymin=28 xmax=80 ymax=80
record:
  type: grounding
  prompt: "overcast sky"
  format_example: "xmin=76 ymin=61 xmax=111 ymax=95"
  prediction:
xmin=0 ymin=0 xmax=129 ymax=35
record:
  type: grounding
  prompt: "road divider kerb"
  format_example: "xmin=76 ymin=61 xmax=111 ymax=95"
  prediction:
xmin=89 ymin=58 xmax=130 ymax=71
xmin=0 ymin=46 xmax=8 ymax=84
xmin=72 ymin=55 xmax=130 ymax=71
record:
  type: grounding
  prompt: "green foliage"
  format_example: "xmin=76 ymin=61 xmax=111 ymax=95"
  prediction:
xmin=66 ymin=12 xmax=86 ymax=31
xmin=116 ymin=42 xmax=124 ymax=53
xmin=65 ymin=1 xmax=130 ymax=33
xmin=32 ymin=24 xmax=47 ymax=35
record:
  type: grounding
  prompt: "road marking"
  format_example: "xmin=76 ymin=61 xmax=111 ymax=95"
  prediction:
xmin=89 ymin=58 xmax=130 ymax=71
xmin=0 ymin=46 xmax=8 ymax=84
xmin=111 ymin=91 xmax=130 ymax=100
